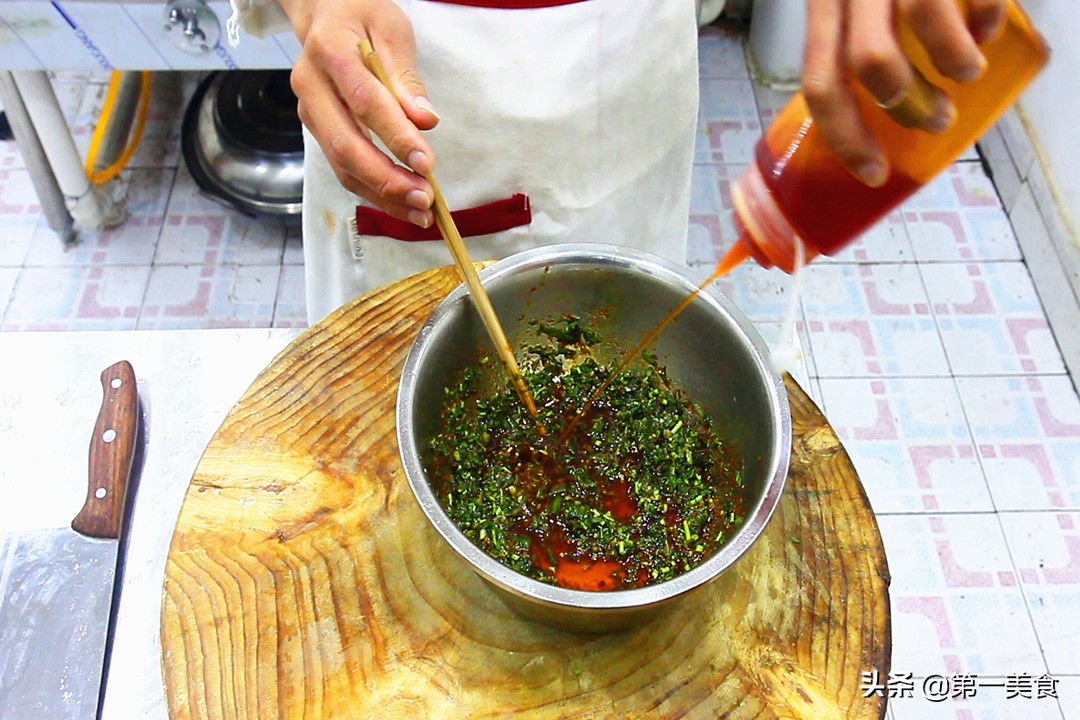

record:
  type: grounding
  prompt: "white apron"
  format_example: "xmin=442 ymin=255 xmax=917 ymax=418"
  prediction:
xmin=298 ymin=0 xmax=700 ymax=322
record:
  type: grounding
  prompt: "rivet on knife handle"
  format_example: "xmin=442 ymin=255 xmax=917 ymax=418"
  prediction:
xmin=72 ymin=360 xmax=138 ymax=540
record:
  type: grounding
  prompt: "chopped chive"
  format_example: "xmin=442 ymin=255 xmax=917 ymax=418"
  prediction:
xmin=429 ymin=315 xmax=746 ymax=589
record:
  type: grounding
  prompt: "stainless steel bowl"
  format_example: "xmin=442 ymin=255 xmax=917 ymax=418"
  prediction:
xmin=397 ymin=244 xmax=790 ymax=633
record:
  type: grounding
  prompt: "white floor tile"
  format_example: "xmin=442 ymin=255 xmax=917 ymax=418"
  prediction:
xmin=750 ymin=81 xmax=793 ymax=127
xmin=801 ymin=263 xmax=949 ymax=377
xmin=905 ymin=165 xmax=1022 ymax=262
xmin=795 ymin=319 xmax=818 ymax=380
xmin=0 ymin=267 xmax=18 ymax=318
xmin=71 ymin=81 xmax=108 ymax=161
xmin=1011 ymin=184 xmax=1080 ymax=391
xmin=0 ymin=139 xmax=24 ymax=172
xmin=138 ymin=263 xmax=279 ymax=329
xmin=155 ymin=167 xmax=286 ymax=266
xmin=816 ymin=211 xmax=916 ymax=264
xmin=1 ymin=265 xmax=148 ymax=331
xmin=0 ymin=168 xmax=40 ymax=266
xmin=272 ymin=263 xmax=307 ymax=328
xmin=997 ymin=108 xmax=1037 ymax=183
xmin=805 ymin=375 xmax=824 ymax=406
xmin=127 ymin=72 xmax=196 ymax=171
xmin=979 ymin=125 xmax=1024 ymax=214
xmin=706 ymin=260 xmax=800 ymax=325
xmin=282 ymin=224 xmax=304 ymax=265
xmin=687 ymin=162 xmax=742 ymax=267
xmin=697 ymin=78 xmax=760 ymax=165
xmin=23 ymin=169 xmax=172 ymax=267
xmin=999 ymin=512 xmax=1080 ymax=675
xmin=697 ymin=23 xmax=750 ymax=80
xmin=890 ymin=687 xmax=1063 ymax=719
xmin=50 ymin=77 xmax=90 ymax=125
xmin=923 ymin=261 xmax=1066 ymax=376
xmin=957 ymin=376 xmax=1080 ymax=511
xmin=878 ymin=514 xmax=1047 ymax=677
xmin=818 ymin=377 xmax=992 ymax=513
xmin=1058 ymin=675 xmax=1080 ymax=720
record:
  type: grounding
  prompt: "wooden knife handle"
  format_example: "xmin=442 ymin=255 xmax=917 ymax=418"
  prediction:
xmin=72 ymin=360 xmax=138 ymax=540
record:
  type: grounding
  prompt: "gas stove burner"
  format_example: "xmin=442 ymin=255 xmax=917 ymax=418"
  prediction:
xmin=181 ymin=70 xmax=303 ymax=221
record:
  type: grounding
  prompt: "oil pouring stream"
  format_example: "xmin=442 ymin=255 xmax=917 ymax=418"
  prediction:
xmin=359 ymin=39 xmax=539 ymax=419
xmin=556 ymin=243 xmax=752 ymax=446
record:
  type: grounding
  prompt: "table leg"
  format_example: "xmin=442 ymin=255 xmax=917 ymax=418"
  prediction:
xmin=0 ymin=70 xmax=74 ymax=244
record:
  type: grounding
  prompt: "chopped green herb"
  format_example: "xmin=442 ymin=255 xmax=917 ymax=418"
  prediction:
xmin=429 ymin=315 xmax=745 ymax=591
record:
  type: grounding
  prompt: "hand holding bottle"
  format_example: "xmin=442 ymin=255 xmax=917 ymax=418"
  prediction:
xmin=728 ymin=0 xmax=1047 ymax=274
xmin=803 ymin=0 xmax=1006 ymax=188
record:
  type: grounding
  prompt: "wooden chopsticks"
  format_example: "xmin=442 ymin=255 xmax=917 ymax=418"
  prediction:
xmin=358 ymin=39 xmax=539 ymax=418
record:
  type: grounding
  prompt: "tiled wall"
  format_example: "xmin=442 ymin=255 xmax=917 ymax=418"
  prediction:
xmin=981 ymin=106 xmax=1080 ymax=394
xmin=1017 ymin=3 xmax=1080 ymax=268
xmin=0 ymin=1 xmax=298 ymax=71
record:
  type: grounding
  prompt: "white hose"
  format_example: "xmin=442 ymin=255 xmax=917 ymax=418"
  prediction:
xmin=12 ymin=71 xmax=121 ymax=230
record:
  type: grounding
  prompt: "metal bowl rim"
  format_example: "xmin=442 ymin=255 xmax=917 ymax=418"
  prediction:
xmin=396 ymin=243 xmax=791 ymax=610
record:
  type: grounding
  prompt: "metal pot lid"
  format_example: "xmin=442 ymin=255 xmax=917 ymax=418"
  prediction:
xmin=181 ymin=70 xmax=304 ymax=220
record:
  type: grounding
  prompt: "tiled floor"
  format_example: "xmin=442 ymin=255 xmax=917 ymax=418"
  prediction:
xmin=3 ymin=22 xmax=1079 ymax=720
xmin=0 ymin=72 xmax=307 ymax=331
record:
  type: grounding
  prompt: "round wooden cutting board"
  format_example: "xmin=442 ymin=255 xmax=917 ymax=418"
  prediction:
xmin=160 ymin=265 xmax=891 ymax=719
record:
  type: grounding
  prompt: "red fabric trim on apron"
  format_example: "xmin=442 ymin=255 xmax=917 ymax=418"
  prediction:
xmin=355 ymin=193 xmax=532 ymax=242
xmin=421 ymin=0 xmax=590 ymax=8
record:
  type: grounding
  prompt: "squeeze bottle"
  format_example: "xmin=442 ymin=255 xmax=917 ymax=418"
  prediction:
xmin=725 ymin=0 xmax=1049 ymax=273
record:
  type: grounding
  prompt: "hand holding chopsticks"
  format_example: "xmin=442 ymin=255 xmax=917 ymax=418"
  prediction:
xmin=358 ymin=38 xmax=540 ymax=419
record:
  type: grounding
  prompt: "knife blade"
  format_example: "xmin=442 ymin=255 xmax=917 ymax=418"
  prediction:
xmin=0 ymin=360 xmax=138 ymax=720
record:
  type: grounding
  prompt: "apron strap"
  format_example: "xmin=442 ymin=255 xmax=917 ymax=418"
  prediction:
xmin=355 ymin=193 xmax=532 ymax=242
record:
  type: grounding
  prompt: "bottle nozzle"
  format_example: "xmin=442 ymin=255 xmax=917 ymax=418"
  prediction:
xmin=716 ymin=241 xmax=751 ymax=276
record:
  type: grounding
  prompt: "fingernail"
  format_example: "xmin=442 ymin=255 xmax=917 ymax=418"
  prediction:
xmin=971 ymin=14 xmax=1005 ymax=45
xmin=970 ymin=22 xmax=991 ymax=45
xmin=957 ymin=54 xmax=988 ymax=83
xmin=407 ymin=209 xmax=432 ymax=228
xmin=408 ymin=150 xmax=433 ymax=176
xmin=406 ymin=188 xmax=432 ymax=211
xmin=856 ymin=161 xmax=888 ymax=188
xmin=414 ymin=96 xmax=440 ymax=120
xmin=925 ymin=95 xmax=958 ymax=134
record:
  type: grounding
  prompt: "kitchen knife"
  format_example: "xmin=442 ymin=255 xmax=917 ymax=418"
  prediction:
xmin=0 ymin=360 xmax=139 ymax=720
